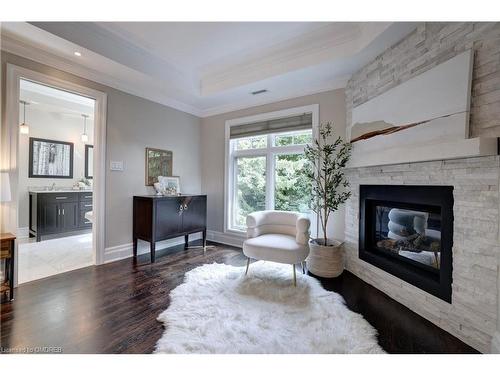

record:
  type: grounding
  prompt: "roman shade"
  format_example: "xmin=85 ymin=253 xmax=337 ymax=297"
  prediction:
xmin=230 ymin=113 xmax=312 ymax=139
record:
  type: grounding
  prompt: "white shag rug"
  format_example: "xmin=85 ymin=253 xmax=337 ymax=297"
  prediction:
xmin=155 ymin=261 xmax=384 ymax=354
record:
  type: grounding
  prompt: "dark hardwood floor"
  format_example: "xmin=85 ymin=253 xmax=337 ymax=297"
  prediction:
xmin=0 ymin=240 xmax=478 ymax=354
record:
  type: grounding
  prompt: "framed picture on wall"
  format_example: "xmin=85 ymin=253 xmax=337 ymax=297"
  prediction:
xmin=145 ymin=147 xmax=173 ymax=186
xmin=29 ymin=137 xmax=74 ymax=178
xmin=85 ymin=144 xmax=94 ymax=179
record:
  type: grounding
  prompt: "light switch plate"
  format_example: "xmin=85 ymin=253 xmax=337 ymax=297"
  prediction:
xmin=110 ymin=161 xmax=124 ymax=171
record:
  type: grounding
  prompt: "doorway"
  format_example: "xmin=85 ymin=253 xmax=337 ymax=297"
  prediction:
xmin=4 ymin=64 xmax=107 ymax=287
xmin=17 ymin=79 xmax=96 ymax=283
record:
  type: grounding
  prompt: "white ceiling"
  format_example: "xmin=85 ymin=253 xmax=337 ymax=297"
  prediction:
xmin=2 ymin=22 xmax=418 ymax=117
xmin=20 ymin=79 xmax=95 ymax=118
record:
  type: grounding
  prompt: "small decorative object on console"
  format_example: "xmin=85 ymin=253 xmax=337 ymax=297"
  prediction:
xmin=153 ymin=176 xmax=180 ymax=196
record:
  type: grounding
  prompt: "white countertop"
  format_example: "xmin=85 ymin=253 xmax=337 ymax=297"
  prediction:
xmin=29 ymin=189 xmax=93 ymax=193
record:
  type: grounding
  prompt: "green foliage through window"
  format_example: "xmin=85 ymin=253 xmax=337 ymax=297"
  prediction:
xmin=235 ymin=156 xmax=266 ymax=227
xmin=231 ymin=129 xmax=313 ymax=230
xmin=235 ymin=135 xmax=267 ymax=150
xmin=275 ymin=154 xmax=311 ymax=213
xmin=274 ymin=131 xmax=312 ymax=147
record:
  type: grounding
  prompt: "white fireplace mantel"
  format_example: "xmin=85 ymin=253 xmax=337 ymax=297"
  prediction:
xmin=348 ymin=136 xmax=498 ymax=168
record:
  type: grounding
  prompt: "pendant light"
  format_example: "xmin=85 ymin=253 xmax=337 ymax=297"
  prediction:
xmin=19 ymin=100 xmax=30 ymax=135
xmin=81 ymin=114 xmax=89 ymax=143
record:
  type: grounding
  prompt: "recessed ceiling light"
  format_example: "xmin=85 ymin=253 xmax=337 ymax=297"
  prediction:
xmin=74 ymin=51 xmax=82 ymax=57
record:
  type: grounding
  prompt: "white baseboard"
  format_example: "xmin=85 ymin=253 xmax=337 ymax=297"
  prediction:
xmin=104 ymin=233 xmax=202 ymax=264
xmin=16 ymin=227 xmax=29 ymax=239
xmin=104 ymin=231 xmax=244 ymax=264
xmin=206 ymin=230 xmax=244 ymax=248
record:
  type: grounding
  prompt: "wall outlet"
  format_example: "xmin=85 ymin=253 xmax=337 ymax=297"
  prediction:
xmin=110 ymin=161 xmax=124 ymax=171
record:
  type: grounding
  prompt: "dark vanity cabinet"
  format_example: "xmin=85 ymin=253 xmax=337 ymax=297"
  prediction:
xmin=29 ymin=191 xmax=92 ymax=242
xmin=133 ymin=195 xmax=207 ymax=263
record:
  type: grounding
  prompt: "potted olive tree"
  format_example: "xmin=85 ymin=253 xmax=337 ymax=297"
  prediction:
xmin=303 ymin=122 xmax=351 ymax=277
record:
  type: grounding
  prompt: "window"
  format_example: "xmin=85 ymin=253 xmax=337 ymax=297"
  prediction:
xmin=234 ymin=156 xmax=266 ymax=227
xmin=274 ymin=131 xmax=312 ymax=147
xmin=274 ymin=153 xmax=311 ymax=213
xmin=235 ymin=135 xmax=267 ymax=150
xmin=227 ymin=129 xmax=313 ymax=231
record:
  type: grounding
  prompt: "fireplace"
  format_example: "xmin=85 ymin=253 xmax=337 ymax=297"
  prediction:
xmin=359 ymin=185 xmax=453 ymax=302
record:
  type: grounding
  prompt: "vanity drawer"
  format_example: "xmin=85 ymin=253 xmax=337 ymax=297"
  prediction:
xmin=80 ymin=201 xmax=93 ymax=210
xmin=42 ymin=192 xmax=79 ymax=203
xmin=79 ymin=206 xmax=93 ymax=228
xmin=79 ymin=192 xmax=93 ymax=202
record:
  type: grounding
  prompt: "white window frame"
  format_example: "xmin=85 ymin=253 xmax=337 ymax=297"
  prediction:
xmin=224 ymin=104 xmax=319 ymax=236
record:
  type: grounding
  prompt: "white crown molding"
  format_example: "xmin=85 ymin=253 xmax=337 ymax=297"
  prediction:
xmin=199 ymin=77 xmax=348 ymax=118
xmin=2 ymin=34 xmax=351 ymax=119
xmin=31 ymin=22 xmax=197 ymax=88
xmin=3 ymin=33 xmax=351 ymax=119
xmin=4 ymin=21 xmax=418 ymax=121
xmin=200 ymin=23 xmax=390 ymax=96
xmin=1 ymin=33 xmax=203 ymax=117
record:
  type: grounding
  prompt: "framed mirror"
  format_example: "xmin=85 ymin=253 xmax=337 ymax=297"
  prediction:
xmin=29 ymin=137 xmax=74 ymax=178
xmin=145 ymin=147 xmax=173 ymax=186
xmin=85 ymin=145 xmax=94 ymax=179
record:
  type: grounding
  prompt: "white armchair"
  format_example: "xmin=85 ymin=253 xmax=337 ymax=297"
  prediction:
xmin=242 ymin=210 xmax=311 ymax=286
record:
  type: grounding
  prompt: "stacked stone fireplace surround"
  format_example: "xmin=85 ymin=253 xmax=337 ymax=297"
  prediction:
xmin=344 ymin=157 xmax=500 ymax=353
xmin=343 ymin=23 xmax=500 ymax=352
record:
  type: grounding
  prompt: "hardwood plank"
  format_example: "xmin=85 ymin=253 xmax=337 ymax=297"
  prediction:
xmin=0 ymin=240 xmax=478 ymax=354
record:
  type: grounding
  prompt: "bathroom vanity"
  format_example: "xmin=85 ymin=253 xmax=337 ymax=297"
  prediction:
xmin=29 ymin=190 xmax=93 ymax=242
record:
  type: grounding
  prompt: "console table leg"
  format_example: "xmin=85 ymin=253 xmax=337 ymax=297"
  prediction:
xmin=185 ymin=229 xmax=215 ymax=253
xmin=150 ymin=242 xmax=156 ymax=263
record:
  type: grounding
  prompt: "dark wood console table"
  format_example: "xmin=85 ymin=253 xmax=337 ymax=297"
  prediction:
xmin=133 ymin=194 xmax=207 ymax=263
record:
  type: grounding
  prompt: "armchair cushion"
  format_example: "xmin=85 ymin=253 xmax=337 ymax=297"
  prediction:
xmin=243 ymin=234 xmax=309 ymax=264
xmin=246 ymin=210 xmax=308 ymax=239
xmin=296 ymin=216 xmax=311 ymax=245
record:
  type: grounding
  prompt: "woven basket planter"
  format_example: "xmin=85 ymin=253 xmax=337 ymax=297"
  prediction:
xmin=306 ymin=239 xmax=344 ymax=278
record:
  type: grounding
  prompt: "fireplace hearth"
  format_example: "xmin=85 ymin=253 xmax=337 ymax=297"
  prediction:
xmin=359 ymin=185 xmax=453 ymax=302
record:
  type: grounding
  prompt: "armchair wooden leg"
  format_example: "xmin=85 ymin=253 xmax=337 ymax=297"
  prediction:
xmin=245 ymin=258 xmax=251 ymax=275
xmin=293 ymin=264 xmax=297 ymax=287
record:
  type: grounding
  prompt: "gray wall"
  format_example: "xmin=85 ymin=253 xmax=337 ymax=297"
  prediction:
xmin=200 ymin=89 xmax=347 ymax=240
xmin=1 ymin=52 xmax=201 ymax=248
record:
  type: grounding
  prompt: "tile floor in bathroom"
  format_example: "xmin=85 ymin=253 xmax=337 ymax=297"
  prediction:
xmin=17 ymin=233 xmax=93 ymax=284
